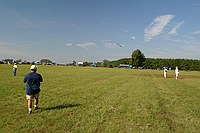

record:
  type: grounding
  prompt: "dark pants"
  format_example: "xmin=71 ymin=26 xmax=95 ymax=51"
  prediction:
xmin=13 ymin=69 xmax=17 ymax=76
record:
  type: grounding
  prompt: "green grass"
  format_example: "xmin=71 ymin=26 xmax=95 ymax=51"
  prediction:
xmin=0 ymin=64 xmax=200 ymax=133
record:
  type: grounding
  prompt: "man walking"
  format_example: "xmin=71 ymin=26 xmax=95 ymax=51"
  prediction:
xmin=13 ymin=63 xmax=17 ymax=76
xmin=175 ymin=66 xmax=179 ymax=79
xmin=163 ymin=67 xmax=168 ymax=78
xmin=24 ymin=65 xmax=43 ymax=114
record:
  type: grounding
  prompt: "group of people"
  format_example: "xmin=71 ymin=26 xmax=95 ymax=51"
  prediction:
xmin=12 ymin=64 xmax=179 ymax=114
xmin=163 ymin=66 xmax=179 ymax=79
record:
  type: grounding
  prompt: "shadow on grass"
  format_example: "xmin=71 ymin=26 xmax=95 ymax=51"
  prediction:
xmin=43 ymin=103 xmax=81 ymax=111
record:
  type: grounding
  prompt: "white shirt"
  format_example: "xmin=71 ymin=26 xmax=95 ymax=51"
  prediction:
xmin=13 ymin=65 xmax=17 ymax=69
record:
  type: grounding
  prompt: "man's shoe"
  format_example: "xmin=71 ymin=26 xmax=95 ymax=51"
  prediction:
xmin=34 ymin=106 xmax=38 ymax=110
xmin=29 ymin=111 xmax=32 ymax=114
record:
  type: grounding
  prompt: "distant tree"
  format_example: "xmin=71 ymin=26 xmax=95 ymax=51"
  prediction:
xmin=96 ymin=62 xmax=103 ymax=67
xmin=14 ymin=59 xmax=22 ymax=64
xmin=103 ymin=59 xmax=110 ymax=67
xmin=83 ymin=61 xmax=92 ymax=66
xmin=3 ymin=59 xmax=13 ymax=64
xmin=142 ymin=58 xmax=200 ymax=71
xmin=40 ymin=59 xmax=52 ymax=65
xmin=131 ymin=49 xmax=145 ymax=68
xmin=144 ymin=58 xmax=153 ymax=69
xmin=72 ymin=61 xmax=76 ymax=66
xmin=31 ymin=61 xmax=35 ymax=65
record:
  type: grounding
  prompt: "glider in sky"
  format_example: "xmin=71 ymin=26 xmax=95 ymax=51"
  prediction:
xmin=116 ymin=42 xmax=124 ymax=47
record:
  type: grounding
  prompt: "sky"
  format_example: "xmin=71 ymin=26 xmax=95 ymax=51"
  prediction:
xmin=0 ymin=0 xmax=200 ymax=63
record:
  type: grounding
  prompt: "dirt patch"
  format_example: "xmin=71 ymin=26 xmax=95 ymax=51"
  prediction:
xmin=179 ymin=75 xmax=200 ymax=79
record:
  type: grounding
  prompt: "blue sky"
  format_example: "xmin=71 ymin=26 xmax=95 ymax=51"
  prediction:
xmin=0 ymin=0 xmax=200 ymax=63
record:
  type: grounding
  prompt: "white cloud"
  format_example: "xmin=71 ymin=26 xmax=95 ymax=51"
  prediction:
xmin=65 ymin=42 xmax=96 ymax=49
xmin=76 ymin=42 xmax=96 ymax=48
xmin=65 ymin=43 xmax=73 ymax=46
xmin=191 ymin=30 xmax=200 ymax=35
xmin=130 ymin=36 xmax=136 ymax=40
xmin=168 ymin=21 xmax=184 ymax=35
xmin=104 ymin=42 xmax=114 ymax=48
xmin=144 ymin=14 xmax=174 ymax=42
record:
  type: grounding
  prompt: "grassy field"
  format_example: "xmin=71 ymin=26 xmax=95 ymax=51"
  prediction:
xmin=0 ymin=64 xmax=200 ymax=133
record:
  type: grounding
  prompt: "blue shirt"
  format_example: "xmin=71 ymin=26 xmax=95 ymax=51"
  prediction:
xmin=24 ymin=72 xmax=43 ymax=95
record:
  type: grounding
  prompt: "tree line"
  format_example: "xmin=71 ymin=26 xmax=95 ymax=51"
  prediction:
xmin=1 ymin=49 xmax=199 ymax=70
xmin=0 ymin=59 xmax=54 ymax=65
xmin=106 ymin=58 xmax=200 ymax=71
xmin=144 ymin=58 xmax=200 ymax=71
xmin=106 ymin=49 xmax=200 ymax=71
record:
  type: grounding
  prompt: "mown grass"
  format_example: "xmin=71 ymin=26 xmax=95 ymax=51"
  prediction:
xmin=0 ymin=64 xmax=200 ymax=133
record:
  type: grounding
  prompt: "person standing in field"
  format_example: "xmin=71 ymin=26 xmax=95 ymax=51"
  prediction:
xmin=24 ymin=65 xmax=43 ymax=114
xmin=175 ymin=66 xmax=179 ymax=79
xmin=13 ymin=63 xmax=17 ymax=76
xmin=164 ymin=67 xmax=168 ymax=78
